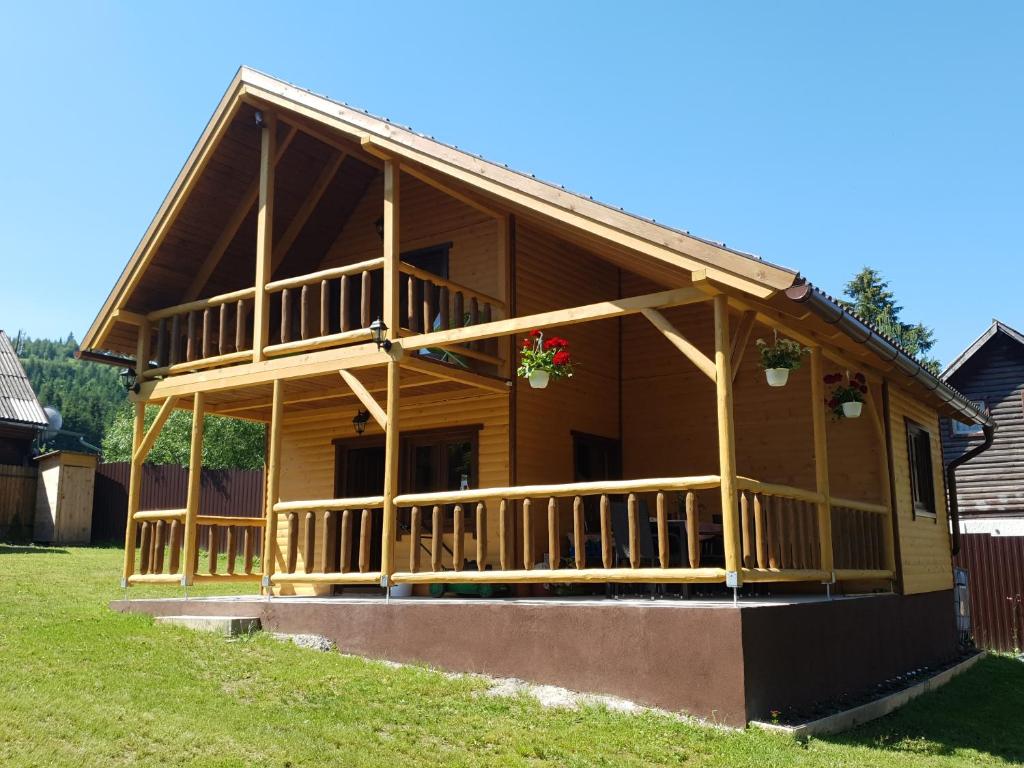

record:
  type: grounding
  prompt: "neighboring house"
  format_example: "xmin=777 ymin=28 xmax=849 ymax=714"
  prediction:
xmin=941 ymin=320 xmax=1024 ymax=651
xmin=0 ymin=329 xmax=48 ymax=540
xmin=80 ymin=68 xmax=990 ymax=724
xmin=0 ymin=330 xmax=47 ymax=465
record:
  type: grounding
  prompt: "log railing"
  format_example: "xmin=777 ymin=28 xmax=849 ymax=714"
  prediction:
xmin=263 ymin=258 xmax=383 ymax=356
xmin=145 ymin=287 xmax=256 ymax=377
xmin=830 ymin=498 xmax=890 ymax=578
xmin=397 ymin=263 xmax=506 ymax=368
xmin=125 ymin=509 xmax=264 ymax=585
xmin=734 ymin=479 xmax=825 ymax=581
xmin=391 ymin=477 xmax=726 ymax=584
xmin=268 ymin=497 xmax=386 ymax=586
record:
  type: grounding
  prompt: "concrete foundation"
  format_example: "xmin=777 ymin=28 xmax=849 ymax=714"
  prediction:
xmin=112 ymin=590 xmax=958 ymax=726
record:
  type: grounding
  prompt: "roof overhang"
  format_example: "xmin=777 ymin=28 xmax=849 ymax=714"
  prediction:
xmin=80 ymin=67 xmax=799 ymax=355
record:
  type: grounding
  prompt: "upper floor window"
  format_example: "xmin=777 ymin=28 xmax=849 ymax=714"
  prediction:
xmin=906 ymin=420 xmax=936 ymax=518
xmin=951 ymin=401 xmax=985 ymax=437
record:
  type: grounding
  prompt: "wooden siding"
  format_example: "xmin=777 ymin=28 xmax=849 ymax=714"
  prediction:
xmin=888 ymin=384 xmax=953 ymax=594
xmin=275 ymin=389 xmax=509 ymax=593
xmin=621 ymin=273 xmax=884 ymax=512
xmin=0 ymin=464 xmax=37 ymax=542
xmin=942 ymin=332 xmax=1024 ymax=516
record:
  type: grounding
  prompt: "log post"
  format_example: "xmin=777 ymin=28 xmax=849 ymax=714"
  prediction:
xmin=261 ymin=380 xmax=284 ymax=591
xmin=379 ymin=159 xmax=401 ymax=586
xmin=381 ymin=361 xmax=400 ymax=582
xmin=253 ymin=111 xmax=276 ymax=362
xmin=181 ymin=392 xmax=205 ymax=586
xmin=713 ymin=294 xmax=742 ymax=583
xmin=809 ymin=346 xmax=835 ymax=578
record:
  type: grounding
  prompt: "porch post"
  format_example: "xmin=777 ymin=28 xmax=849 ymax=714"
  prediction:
xmin=253 ymin=111 xmax=276 ymax=363
xmin=261 ymin=379 xmax=284 ymax=591
xmin=121 ymin=401 xmax=146 ymax=585
xmin=713 ymin=295 xmax=742 ymax=582
xmin=380 ymin=159 xmax=401 ymax=582
xmin=181 ymin=392 xmax=206 ymax=586
xmin=809 ymin=346 xmax=834 ymax=577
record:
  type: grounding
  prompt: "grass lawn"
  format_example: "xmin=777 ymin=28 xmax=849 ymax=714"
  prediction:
xmin=1 ymin=545 xmax=1021 ymax=767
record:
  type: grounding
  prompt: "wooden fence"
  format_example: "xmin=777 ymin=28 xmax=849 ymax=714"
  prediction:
xmin=92 ymin=462 xmax=265 ymax=553
xmin=955 ymin=532 xmax=1024 ymax=652
xmin=0 ymin=464 xmax=37 ymax=542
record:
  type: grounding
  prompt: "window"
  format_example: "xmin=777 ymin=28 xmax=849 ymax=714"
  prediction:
xmin=906 ymin=420 xmax=936 ymax=518
xmin=951 ymin=401 xmax=985 ymax=437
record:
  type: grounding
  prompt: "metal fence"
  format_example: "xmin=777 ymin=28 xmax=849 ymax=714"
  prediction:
xmin=92 ymin=462 xmax=265 ymax=552
xmin=954 ymin=532 xmax=1024 ymax=652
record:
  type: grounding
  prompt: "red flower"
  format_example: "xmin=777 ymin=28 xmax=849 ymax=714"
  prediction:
xmin=552 ymin=350 xmax=571 ymax=366
xmin=530 ymin=329 xmax=542 ymax=338
xmin=854 ymin=372 xmax=866 ymax=384
xmin=521 ymin=338 xmax=531 ymax=349
xmin=543 ymin=338 xmax=559 ymax=350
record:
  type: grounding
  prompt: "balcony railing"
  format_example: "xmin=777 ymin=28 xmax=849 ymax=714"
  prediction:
xmin=142 ymin=260 xmax=506 ymax=379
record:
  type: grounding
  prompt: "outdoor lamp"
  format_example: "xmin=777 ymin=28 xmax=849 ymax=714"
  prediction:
xmin=120 ymin=367 xmax=140 ymax=394
xmin=370 ymin=317 xmax=392 ymax=351
xmin=352 ymin=409 xmax=370 ymax=435
xmin=374 ymin=216 xmax=385 ymax=240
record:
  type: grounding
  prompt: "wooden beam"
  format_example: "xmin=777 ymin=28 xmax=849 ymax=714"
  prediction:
xmin=398 ymin=355 xmax=511 ymax=395
xmin=730 ymin=310 xmax=757 ymax=382
xmin=381 ymin=360 xmax=400 ymax=582
xmin=363 ymin=139 xmax=502 ymax=219
xmin=401 ymin=286 xmax=710 ymax=353
xmin=809 ymin=346 xmax=834 ymax=577
xmin=181 ymin=392 xmax=206 ymax=586
xmin=184 ymin=126 xmax=297 ymax=301
xmin=121 ymin=402 xmax=146 ymax=584
xmin=261 ymin=380 xmax=284 ymax=591
xmin=339 ymin=369 xmax=387 ymax=429
xmin=137 ymin=343 xmax=389 ymax=400
xmin=713 ymin=295 xmax=742 ymax=580
xmin=641 ymin=308 xmax=716 ymax=381
xmin=252 ymin=113 xmax=277 ymax=363
xmin=383 ymin=159 xmax=400 ymax=336
xmin=270 ymin=150 xmax=347 ymax=273
xmin=132 ymin=396 xmax=180 ymax=464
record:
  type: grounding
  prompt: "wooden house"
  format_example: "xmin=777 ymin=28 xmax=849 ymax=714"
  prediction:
xmin=84 ymin=68 xmax=992 ymax=723
xmin=941 ymin=320 xmax=1022 ymax=651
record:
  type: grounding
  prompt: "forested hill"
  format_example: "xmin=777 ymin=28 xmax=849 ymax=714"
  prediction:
xmin=13 ymin=333 xmax=126 ymax=449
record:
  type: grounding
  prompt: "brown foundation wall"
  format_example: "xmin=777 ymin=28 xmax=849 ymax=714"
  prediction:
xmin=113 ymin=590 xmax=958 ymax=726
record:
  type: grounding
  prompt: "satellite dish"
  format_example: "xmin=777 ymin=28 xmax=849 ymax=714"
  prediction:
xmin=42 ymin=406 xmax=63 ymax=442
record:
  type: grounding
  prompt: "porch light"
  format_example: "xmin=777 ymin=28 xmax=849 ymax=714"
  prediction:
xmin=369 ymin=317 xmax=392 ymax=351
xmin=120 ymin=367 xmax=140 ymax=394
xmin=352 ymin=409 xmax=370 ymax=435
xmin=374 ymin=216 xmax=385 ymax=240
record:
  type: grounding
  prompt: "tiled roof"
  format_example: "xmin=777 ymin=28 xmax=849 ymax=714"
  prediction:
xmin=0 ymin=330 xmax=48 ymax=428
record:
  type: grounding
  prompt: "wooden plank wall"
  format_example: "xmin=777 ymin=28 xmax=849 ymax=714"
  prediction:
xmin=319 ymin=172 xmax=500 ymax=299
xmin=941 ymin=331 xmax=1024 ymax=516
xmin=0 ymin=464 xmax=37 ymax=542
xmin=620 ymin=274 xmax=884 ymax=512
xmin=275 ymin=390 xmax=509 ymax=593
xmin=888 ymin=385 xmax=954 ymax=594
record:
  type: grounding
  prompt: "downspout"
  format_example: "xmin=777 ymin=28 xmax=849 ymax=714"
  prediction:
xmin=946 ymin=425 xmax=995 ymax=555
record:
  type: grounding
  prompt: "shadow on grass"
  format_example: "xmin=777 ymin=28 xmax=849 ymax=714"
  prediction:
xmin=823 ymin=654 xmax=1024 ymax=764
xmin=0 ymin=544 xmax=70 ymax=555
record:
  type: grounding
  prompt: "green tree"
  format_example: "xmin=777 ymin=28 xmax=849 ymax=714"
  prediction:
xmin=14 ymin=332 xmax=126 ymax=449
xmin=840 ymin=267 xmax=941 ymax=374
xmin=102 ymin=404 xmax=265 ymax=469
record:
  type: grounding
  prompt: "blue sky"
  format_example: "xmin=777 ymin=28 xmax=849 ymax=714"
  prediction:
xmin=1 ymin=2 xmax=1021 ymax=365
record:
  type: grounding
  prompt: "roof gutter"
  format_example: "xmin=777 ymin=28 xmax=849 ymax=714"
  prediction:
xmin=945 ymin=425 xmax=995 ymax=556
xmin=785 ymin=282 xmax=994 ymax=429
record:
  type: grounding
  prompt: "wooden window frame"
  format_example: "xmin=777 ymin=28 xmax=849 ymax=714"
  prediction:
xmin=905 ymin=418 xmax=937 ymax=521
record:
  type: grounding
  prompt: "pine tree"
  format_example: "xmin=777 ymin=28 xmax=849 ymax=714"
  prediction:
xmin=840 ymin=268 xmax=941 ymax=374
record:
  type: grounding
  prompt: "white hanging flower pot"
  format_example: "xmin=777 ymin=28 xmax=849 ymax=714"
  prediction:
xmin=842 ymin=401 xmax=863 ymax=419
xmin=765 ymin=368 xmax=790 ymax=387
xmin=529 ymin=370 xmax=550 ymax=389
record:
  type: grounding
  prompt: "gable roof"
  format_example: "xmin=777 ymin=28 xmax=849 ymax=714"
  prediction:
xmin=80 ymin=67 xmax=799 ymax=354
xmin=0 ymin=331 xmax=48 ymax=429
xmin=942 ymin=320 xmax=1024 ymax=380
